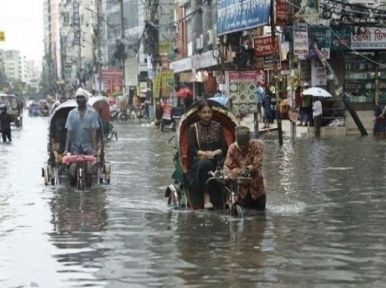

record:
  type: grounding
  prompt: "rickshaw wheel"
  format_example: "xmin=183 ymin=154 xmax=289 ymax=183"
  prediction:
xmin=78 ymin=178 xmax=85 ymax=190
xmin=230 ymin=204 xmax=244 ymax=219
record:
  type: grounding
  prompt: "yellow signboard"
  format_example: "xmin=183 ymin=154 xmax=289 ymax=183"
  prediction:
xmin=159 ymin=42 xmax=171 ymax=54
xmin=0 ymin=31 xmax=4 ymax=41
xmin=161 ymin=69 xmax=174 ymax=97
xmin=153 ymin=73 xmax=162 ymax=99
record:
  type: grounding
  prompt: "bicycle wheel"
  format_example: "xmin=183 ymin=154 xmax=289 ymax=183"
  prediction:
xmin=77 ymin=167 xmax=85 ymax=190
xmin=230 ymin=204 xmax=244 ymax=219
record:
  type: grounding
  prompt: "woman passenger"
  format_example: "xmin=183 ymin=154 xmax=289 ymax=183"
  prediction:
xmin=187 ymin=100 xmax=228 ymax=209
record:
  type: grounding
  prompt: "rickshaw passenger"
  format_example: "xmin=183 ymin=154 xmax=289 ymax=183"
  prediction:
xmin=223 ymin=126 xmax=266 ymax=211
xmin=63 ymin=88 xmax=100 ymax=186
xmin=187 ymin=100 xmax=228 ymax=209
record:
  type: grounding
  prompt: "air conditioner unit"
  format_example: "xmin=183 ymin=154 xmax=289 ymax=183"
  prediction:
xmin=207 ymin=30 xmax=214 ymax=45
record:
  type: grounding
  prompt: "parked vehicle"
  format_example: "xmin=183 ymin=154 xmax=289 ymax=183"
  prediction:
xmin=0 ymin=93 xmax=23 ymax=127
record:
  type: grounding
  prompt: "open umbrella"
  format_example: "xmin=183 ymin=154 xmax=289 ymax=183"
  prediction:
xmin=301 ymin=87 xmax=332 ymax=98
xmin=176 ymin=88 xmax=193 ymax=98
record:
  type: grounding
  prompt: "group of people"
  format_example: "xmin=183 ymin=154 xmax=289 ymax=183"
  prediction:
xmin=259 ymin=82 xmax=323 ymax=138
xmin=187 ymin=100 xmax=266 ymax=210
xmin=295 ymin=83 xmax=323 ymax=138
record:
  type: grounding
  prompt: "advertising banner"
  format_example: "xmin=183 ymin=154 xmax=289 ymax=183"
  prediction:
xmin=100 ymin=69 xmax=123 ymax=94
xmin=351 ymin=27 xmax=386 ymax=50
xmin=293 ymin=23 xmax=309 ymax=59
xmin=161 ymin=70 xmax=174 ymax=97
xmin=254 ymin=35 xmax=279 ymax=57
xmin=276 ymin=0 xmax=288 ymax=26
xmin=217 ymin=0 xmax=270 ymax=35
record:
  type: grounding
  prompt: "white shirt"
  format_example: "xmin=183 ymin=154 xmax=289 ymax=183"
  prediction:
xmin=313 ymin=100 xmax=322 ymax=117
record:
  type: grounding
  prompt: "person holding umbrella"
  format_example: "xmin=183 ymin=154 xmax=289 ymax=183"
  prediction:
xmin=299 ymin=83 xmax=313 ymax=127
xmin=313 ymin=97 xmax=323 ymax=138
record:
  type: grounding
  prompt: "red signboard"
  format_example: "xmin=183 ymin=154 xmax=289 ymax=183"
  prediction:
xmin=228 ymin=71 xmax=264 ymax=82
xmin=276 ymin=0 xmax=288 ymax=26
xmin=101 ymin=69 xmax=123 ymax=93
xmin=254 ymin=35 xmax=279 ymax=57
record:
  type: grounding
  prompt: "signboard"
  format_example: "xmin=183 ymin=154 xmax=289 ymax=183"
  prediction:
xmin=161 ymin=69 xmax=174 ymax=97
xmin=100 ymin=69 xmax=123 ymax=93
xmin=276 ymin=0 xmax=288 ymax=26
xmin=72 ymin=2 xmax=80 ymax=46
xmin=217 ymin=0 xmax=270 ymax=35
xmin=254 ymin=35 xmax=279 ymax=57
xmin=228 ymin=70 xmax=264 ymax=82
xmin=263 ymin=55 xmax=281 ymax=70
xmin=309 ymin=26 xmax=350 ymax=50
xmin=0 ymin=31 xmax=5 ymax=42
xmin=293 ymin=23 xmax=309 ymax=59
xmin=311 ymin=60 xmax=327 ymax=86
xmin=159 ymin=42 xmax=171 ymax=54
xmin=153 ymin=73 xmax=162 ymax=99
xmin=351 ymin=27 xmax=386 ymax=50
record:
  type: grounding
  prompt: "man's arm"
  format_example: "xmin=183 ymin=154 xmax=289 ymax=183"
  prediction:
xmin=223 ymin=144 xmax=242 ymax=179
xmin=64 ymin=131 xmax=72 ymax=153
xmin=64 ymin=111 xmax=73 ymax=153
xmin=90 ymin=111 xmax=100 ymax=154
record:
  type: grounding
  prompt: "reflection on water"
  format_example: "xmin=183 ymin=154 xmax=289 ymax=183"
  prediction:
xmin=2 ymin=116 xmax=386 ymax=286
xmin=48 ymin=189 xmax=110 ymax=287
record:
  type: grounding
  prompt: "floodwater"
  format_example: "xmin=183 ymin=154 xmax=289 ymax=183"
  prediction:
xmin=1 ymin=114 xmax=386 ymax=287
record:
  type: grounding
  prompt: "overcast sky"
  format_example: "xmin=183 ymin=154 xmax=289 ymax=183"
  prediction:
xmin=0 ymin=0 xmax=44 ymax=61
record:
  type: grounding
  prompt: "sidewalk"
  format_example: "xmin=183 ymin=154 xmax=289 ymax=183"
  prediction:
xmin=240 ymin=114 xmax=312 ymax=138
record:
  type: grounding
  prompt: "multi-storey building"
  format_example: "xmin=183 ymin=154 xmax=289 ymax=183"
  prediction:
xmin=0 ymin=50 xmax=5 ymax=79
xmin=101 ymin=0 xmax=174 ymax=90
xmin=1 ymin=50 xmax=27 ymax=83
xmin=59 ymin=0 xmax=98 ymax=89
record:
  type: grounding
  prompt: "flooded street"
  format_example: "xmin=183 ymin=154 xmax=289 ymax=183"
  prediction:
xmin=2 ymin=114 xmax=386 ymax=287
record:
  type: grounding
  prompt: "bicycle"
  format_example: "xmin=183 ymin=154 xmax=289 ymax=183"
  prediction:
xmin=62 ymin=154 xmax=97 ymax=190
xmin=207 ymin=168 xmax=252 ymax=218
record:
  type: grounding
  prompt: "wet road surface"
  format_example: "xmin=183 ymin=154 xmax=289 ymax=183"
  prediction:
xmin=1 ymin=114 xmax=386 ymax=287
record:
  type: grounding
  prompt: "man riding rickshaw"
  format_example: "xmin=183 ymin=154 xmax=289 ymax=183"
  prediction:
xmin=42 ymin=88 xmax=111 ymax=189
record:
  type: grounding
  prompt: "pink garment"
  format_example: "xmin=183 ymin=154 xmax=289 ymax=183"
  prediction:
xmin=62 ymin=155 xmax=97 ymax=165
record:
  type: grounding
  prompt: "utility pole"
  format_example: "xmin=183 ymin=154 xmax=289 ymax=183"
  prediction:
xmin=96 ymin=0 xmax=102 ymax=94
xmin=270 ymin=0 xmax=283 ymax=146
xmin=119 ymin=0 xmax=126 ymax=91
xmin=144 ymin=0 xmax=159 ymax=121
xmin=288 ymin=0 xmax=296 ymax=145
